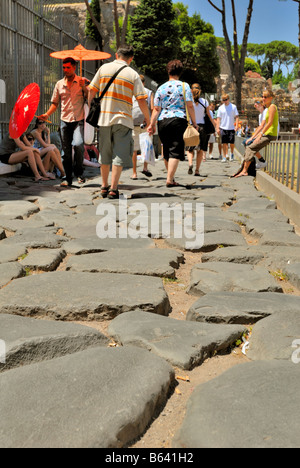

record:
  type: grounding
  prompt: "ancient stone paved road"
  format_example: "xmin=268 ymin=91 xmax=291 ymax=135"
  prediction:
xmin=0 ymin=149 xmax=299 ymax=448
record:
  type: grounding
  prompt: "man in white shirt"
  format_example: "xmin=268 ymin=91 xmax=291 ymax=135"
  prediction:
xmin=216 ymin=94 xmax=239 ymax=162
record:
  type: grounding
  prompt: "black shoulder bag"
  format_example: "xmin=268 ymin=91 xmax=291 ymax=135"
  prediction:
xmin=86 ymin=65 xmax=127 ymax=128
xmin=199 ymin=100 xmax=215 ymax=135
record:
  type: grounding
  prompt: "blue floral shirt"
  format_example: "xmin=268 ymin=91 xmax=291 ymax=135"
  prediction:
xmin=154 ymin=80 xmax=193 ymax=121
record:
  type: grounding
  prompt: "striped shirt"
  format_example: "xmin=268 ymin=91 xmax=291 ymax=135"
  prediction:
xmin=89 ymin=60 xmax=147 ymax=129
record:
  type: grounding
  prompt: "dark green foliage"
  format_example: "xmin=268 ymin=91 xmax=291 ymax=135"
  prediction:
xmin=127 ymin=0 xmax=180 ymax=85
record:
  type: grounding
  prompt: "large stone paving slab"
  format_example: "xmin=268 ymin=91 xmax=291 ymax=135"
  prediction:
xmin=66 ymin=248 xmax=184 ymax=278
xmin=165 ymin=230 xmax=246 ymax=252
xmin=0 ymin=271 xmax=171 ymax=320
xmin=19 ymin=248 xmax=66 ymax=271
xmin=188 ymin=262 xmax=283 ymax=296
xmin=0 ymin=227 xmax=67 ymax=249
xmin=0 ymin=200 xmax=40 ymax=219
xmin=108 ymin=311 xmax=245 ymax=370
xmin=201 ymin=246 xmax=265 ymax=265
xmin=186 ymin=292 xmax=300 ymax=324
xmin=283 ymin=263 xmax=300 ymax=289
xmin=63 ymin=236 xmax=155 ymax=255
xmin=0 ymin=244 xmax=27 ymax=264
xmin=0 ymin=263 xmax=25 ymax=288
xmin=0 ymin=346 xmax=174 ymax=448
xmin=247 ymin=310 xmax=300 ymax=361
xmin=0 ymin=314 xmax=109 ymax=372
xmin=173 ymin=361 xmax=300 ymax=448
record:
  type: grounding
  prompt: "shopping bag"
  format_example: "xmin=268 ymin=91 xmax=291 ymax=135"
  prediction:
xmin=139 ymin=132 xmax=156 ymax=166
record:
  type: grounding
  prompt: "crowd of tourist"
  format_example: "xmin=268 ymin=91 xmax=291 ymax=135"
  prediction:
xmin=0 ymin=45 xmax=279 ymax=194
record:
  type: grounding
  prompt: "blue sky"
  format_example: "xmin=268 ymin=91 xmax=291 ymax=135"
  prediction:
xmin=180 ymin=0 xmax=299 ymax=46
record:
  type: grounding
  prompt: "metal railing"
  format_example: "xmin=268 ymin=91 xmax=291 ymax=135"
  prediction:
xmin=0 ymin=0 xmax=97 ymax=138
xmin=265 ymin=140 xmax=300 ymax=194
xmin=235 ymin=136 xmax=300 ymax=194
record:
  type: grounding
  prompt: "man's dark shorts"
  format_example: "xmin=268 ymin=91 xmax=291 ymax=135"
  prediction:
xmin=221 ymin=129 xmax=236 ymax=144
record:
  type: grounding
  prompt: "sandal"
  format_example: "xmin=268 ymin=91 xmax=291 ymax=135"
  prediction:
xmin=101 ymin=186 xmax=110 ymax=198
xmin=108 ymin=189 xmax=120 ymax=200
xmin=166 ymin=181 xmax=180 ymax=188
xmin=142 ymin=170 xmax=152 ymax=177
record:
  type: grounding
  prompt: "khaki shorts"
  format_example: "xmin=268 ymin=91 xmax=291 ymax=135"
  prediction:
xmin=244 ymin=135 xmax=277 ymax=161
xmin=99 ymin=124 xmax=133 ymax=167
xmin=132 ymin=126 xmax=147 ymax=152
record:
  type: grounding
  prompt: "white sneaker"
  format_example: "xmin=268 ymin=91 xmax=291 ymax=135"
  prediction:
xmin=230 ymin=154 xmax=234 ymax=161
xmin=226 ymin=155 xmax=230 ymax=161
xmin=222 ymin=157 xmax=227 ymax=163
xmin=256 ymin=159 xmax=267 ymax=169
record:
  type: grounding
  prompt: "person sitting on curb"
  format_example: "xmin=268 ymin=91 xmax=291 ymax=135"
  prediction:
xmin=0 ymin=131 xmax=51 ymax=182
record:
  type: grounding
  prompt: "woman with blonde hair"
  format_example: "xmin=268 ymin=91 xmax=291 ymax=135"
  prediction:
xmin=186 ymin=83 xmax=215 ymax=175
xmin=234 ymin=89 xmax=278 ymax=178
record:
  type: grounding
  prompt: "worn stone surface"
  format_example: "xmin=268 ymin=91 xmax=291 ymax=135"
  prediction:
xmin=0 ymin=346 xmax=175 ymax=448
xmin=0 ymin=271 xmax=171 ymax=320
xmin=0 ymin=262 xmax=25 ymax=288
xmin=19 ymin=249 xmax=66 ymax=271
xmin=283 ymin=263 xmax=300 ymax=289
xmin=247 ymin=311 xmax=300 ymax=361
xmin=187 ymin=292 xmax=300 ymax=324
xmin=108 ymin=310 xmax=245 ymax=370
xmin=188 ymin=262 xmax=283 ymax=296
xmin=173 ymin=361 xmax=300 ymax=448
xmin=0 ymin=314 xmax=109 ymax=372
xmin=66 ymin=248 xmax=184 ymax=278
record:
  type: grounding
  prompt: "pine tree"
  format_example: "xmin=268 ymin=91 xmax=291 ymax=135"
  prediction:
xmin=127 ymin=0 xmax=180 ymax=85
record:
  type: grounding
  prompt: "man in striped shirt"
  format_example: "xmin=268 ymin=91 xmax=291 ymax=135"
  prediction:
xmin=88 ymin=45 xmax=150 ymax=199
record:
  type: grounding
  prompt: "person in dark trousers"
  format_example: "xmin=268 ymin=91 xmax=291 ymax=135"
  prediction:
xmin=39 ymin=58 xmax=89 ymax=187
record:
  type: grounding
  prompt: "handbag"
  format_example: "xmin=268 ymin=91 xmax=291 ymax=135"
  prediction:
xmin=182 ymin=83 xmax=200 ymax=147
xmin=199 ymin=100 xmax=215 ymax=135
xmin=86 ymin=65 xmax=128 ymax=128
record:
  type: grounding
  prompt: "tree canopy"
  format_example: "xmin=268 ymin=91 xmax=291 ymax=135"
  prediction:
xmin=127 ymin=0 xmax=220 ymax=89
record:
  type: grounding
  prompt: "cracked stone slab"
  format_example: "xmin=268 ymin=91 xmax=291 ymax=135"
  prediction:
xmin=0 ymin=346 xmax=174 ymax=448
xmin=201 ymin=246 xmax=265 ymax=265
xmin=0 ymin=244 xmax=27 ymax=264
xmin=66 ymin=248 xmax=184 ymax=278
xmin=0 ymin=201 xmax=40 ymax=219
xmin=283 ymin=263 xmax=300 ymax=289
xmin=187 ymin=292 xmax=300 ymax=324
xmin=108 ymin=310 xmax=245 ymax=370
xmin=0 ymin=227 xmax=67 ymax=249
xmin=0 ymin=263 xmax=25 ymax=288
xmin=19 ymin=249 xmax=66 ymax=271
xmin=173 ymin=361 xmax=300 ymax=448
xmin=260 ymin=230 xmax=300 ymax=247
xmin=188 ymin=262 xmax=282 ymax=296
xmin=0 ymin=271 xmax=171 ymax=321
xmin=247 ymin=310 xmax=300 ymax=361
xmin=228 ymin=197 xmax=277 ymax=215
xmin=0 ymin=314 xmax=109 ymax=372
xmin=165 ymin=230 xmax=246 ymax=252
xmin=63 ymin=236 xmax=155 ymax=255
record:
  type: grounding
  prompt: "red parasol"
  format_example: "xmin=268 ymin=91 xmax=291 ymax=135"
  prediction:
xmin=50 ymin=44 xmax=111 ymax=77
xmin=9 ymin=83 xmax=40 ymax=139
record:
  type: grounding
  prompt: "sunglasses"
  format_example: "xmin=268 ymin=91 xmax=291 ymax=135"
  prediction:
xmin=27 ymin=137 xmax=34 ymax=141
xmin=223 ymin=98 xmax=229 ymax=102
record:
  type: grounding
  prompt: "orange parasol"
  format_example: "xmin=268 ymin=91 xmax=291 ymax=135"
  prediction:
xmin=50 ymin=44 xmax=111 ymax=77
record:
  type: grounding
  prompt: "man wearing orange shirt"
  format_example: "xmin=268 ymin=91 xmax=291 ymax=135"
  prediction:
xmin=88 ymin=45 xmax=150 ymax=200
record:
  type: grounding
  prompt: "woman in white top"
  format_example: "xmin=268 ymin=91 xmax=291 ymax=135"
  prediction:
xmin=187 ymin=84 xmax=215 ymax=176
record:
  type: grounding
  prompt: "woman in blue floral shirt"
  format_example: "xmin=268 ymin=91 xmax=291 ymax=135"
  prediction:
xmin=148 ymin=60 xmax=197 ymax=187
